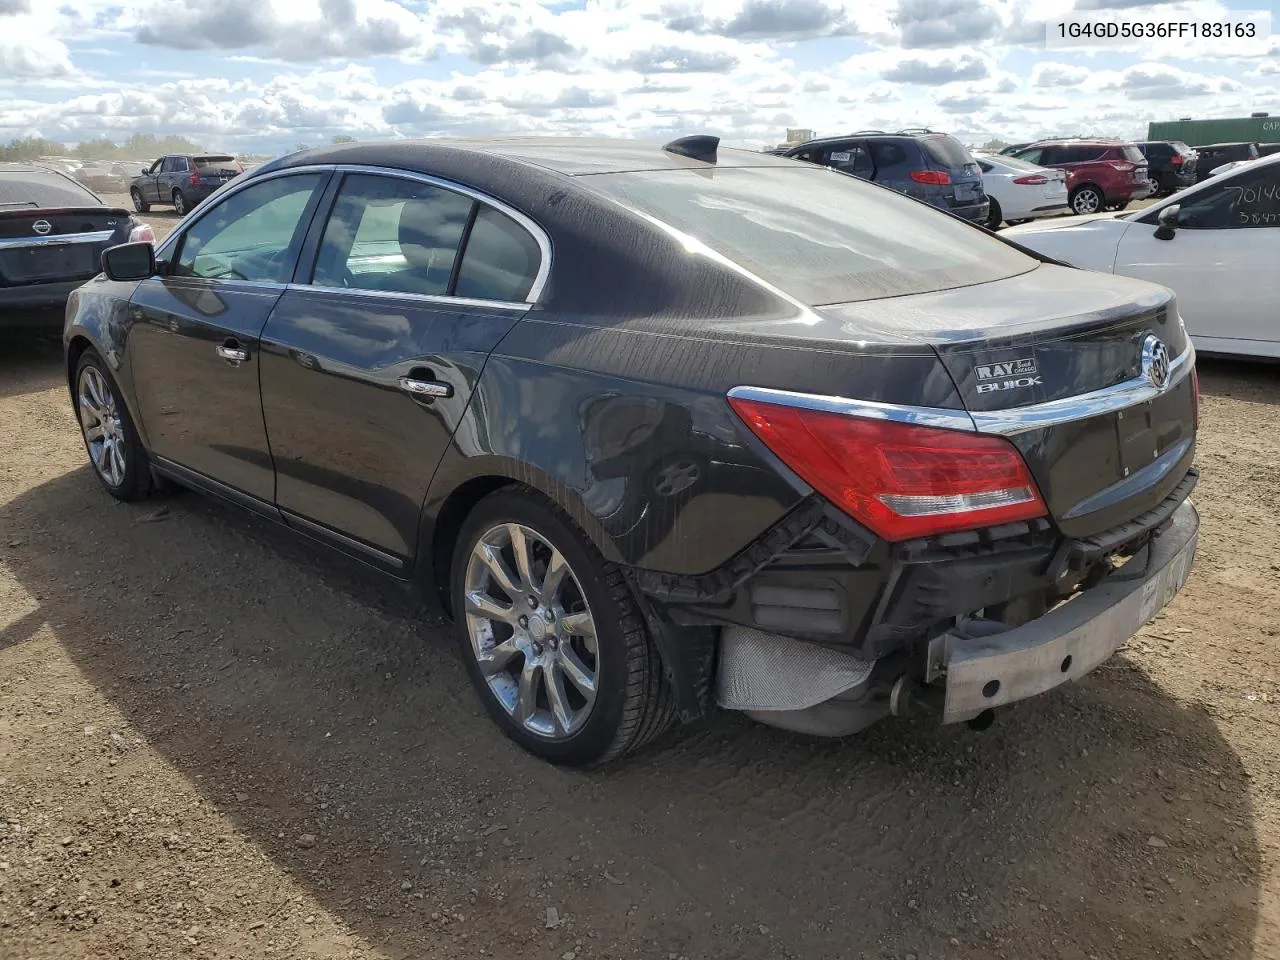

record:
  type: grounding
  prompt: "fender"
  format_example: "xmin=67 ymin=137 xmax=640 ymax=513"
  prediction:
xmin=63 ymin=278 xmax=152 ymax=449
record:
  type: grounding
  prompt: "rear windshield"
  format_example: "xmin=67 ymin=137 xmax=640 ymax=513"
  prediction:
xmin=0 ymin=169 xmax=99 ymax=208
xmin=194 ymin=156 xmax=239 ymax=174
xmin=1171 ymin=142 xmax=1192 ymax=155
xmin=1121 ymin=144 xmax=1146 ymax=163
xmin=919 ymin=135 xmax=973 ymax=169
xmin=991 ymin=154 xmax=1048 ymax=173
xmin=585 ymin=166 xmax=1037 ymax=305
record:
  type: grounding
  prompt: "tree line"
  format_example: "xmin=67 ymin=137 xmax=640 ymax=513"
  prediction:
xmin=0 ymin=133 xmax=211 ymax=162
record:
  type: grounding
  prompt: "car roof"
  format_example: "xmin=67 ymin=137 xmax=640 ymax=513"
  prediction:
xmin=1197 ymin=141 xmax=1256 ymax=149
xmin=273 ymin=136 xmax=801 ymax=177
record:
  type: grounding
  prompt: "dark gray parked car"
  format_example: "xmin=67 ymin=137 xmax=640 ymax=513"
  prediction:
xmin=66 ymin=136 xmax=1198 ymax=766
xmin=130 ymin=154 xmax=243 ymax=216
xmin=782 ymin=130 xmax=989 ymax=223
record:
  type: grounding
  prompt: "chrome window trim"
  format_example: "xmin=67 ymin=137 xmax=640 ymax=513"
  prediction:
xmin=0 ymin=229 xmax=115 ymax=250
xmin=321 ymin=163 xmax=552 ymax=306
xmin=159 ymin=276 xmax=289 ymax=293
xmin=727 ymin=342 xmax=1194 ymax=436
xmin=154 ymin=162 xmax=552 ymax=307
xmin=282 ymin=282 xmax=529 ymax=313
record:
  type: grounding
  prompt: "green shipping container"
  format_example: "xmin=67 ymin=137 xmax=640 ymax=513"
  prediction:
xmin=1147 ymin=115 xmax=1280 ymax=147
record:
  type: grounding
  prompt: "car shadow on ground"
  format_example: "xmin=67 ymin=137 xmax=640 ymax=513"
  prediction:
xmin=1198 ymin=355 xmax=1278 ymax=405
xmin=0 ymin=331 xmax=65 ymax=401
xmin=0 ymin=442 xmax=1263 ymax=959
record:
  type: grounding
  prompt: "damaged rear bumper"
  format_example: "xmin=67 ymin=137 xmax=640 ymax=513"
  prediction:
xmin=940 ymin=499 xmax=1198 ymax=723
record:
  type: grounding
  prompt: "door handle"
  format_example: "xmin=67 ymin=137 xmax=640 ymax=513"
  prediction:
xmin=398 ymin=376 xmax=452 ymax=399
xmin=216 ymin=343 xmax=249 ymax=364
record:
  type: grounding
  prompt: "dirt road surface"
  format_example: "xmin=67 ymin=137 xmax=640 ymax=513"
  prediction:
xmin=3 ymin=276 xmax=1280 ymax=958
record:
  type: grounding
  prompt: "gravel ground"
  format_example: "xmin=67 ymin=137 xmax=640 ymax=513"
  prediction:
xmin=3 ymin=200 xmax=1278 ymax=960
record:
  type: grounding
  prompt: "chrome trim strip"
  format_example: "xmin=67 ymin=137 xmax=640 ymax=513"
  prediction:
xmin=970 ymin=343 xmax=1194 ymax=436
xmin=157 ymin=276 xmax=288 ymax=293
xmin=0 ymin=229 xmax=115 ymax=249
xmin=729 ymin=342 xmax=1195 ymax=437
xmin=726 ymin=385 xmax=977 ymax=432
xmin=282 ymin=282 xmax=528 ymax=312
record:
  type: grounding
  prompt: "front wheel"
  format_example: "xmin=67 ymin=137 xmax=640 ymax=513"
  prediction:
xmin=74 ymin=349 xmax=153 ymax=502
xmin=1070 ymin=185 xmax=1104 ymax=215
xmin=985 ymin=198 xmax=1003 ymax=230
xmin=452 ymin=487 xmax=675 ymax=766
xmin=130 ymin=188 xmax=149 ymax=213
xmin=172 ymin=190 xmax=187 ymax=215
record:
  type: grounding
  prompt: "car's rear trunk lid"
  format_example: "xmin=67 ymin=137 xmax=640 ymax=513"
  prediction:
xmin=816 ymin=265 xmax=1197 ymax=539
xmin=0 ymin=206 xmax=127 ymax=286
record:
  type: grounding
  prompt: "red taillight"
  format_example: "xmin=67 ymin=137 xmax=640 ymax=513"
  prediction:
xmin=1012 ymin=174 xmax=1048 ymax=185
xmin=1191 ymin=368 xmax=1200 ymax=428
xmin=728 ymin=397 xmax=1047 ymax=541
xmin=128 ymin=221 xmax=155 ymax=244
xmin=910 ymin=169 xmax=951 ymax=185
xmin=1171 ymin=154 xmax=1184 ymax=166
xmin=189 ymin=172 xmax=200 ymax=185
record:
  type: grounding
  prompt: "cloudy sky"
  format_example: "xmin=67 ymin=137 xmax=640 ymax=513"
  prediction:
xmin=2 ymin=0 xmax=1277 ymax=153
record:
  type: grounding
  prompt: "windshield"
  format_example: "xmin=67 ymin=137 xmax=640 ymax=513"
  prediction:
xmin=584 ymin=165 xmax=1037 ymax=305
xmin=0 ymin=169 xmax=100 ymax=207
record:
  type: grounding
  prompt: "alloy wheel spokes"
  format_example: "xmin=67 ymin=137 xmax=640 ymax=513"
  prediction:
xmin=463 ymin=521 xmax=600 ymax=740
xmin=78 ymin=366 xmax=126 ymax=488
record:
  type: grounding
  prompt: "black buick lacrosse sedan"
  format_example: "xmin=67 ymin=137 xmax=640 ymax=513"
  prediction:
xmin=64 ymin=135 xmax=1199 ymax=765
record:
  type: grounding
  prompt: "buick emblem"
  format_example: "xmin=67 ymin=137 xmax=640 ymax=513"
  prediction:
xmin=1141 ymin=335 xmax=1170 ymax=389
xmin=32 ymin=219 xmax=52 ymax=235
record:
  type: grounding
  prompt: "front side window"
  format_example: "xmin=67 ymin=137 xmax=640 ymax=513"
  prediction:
xmin=1176 ymin=167 xmax=1280 ymax=229
xmin=312 ymin=174 xmax=474 ymax=296
xmin=587 ymin=165 xmax=1037 ymax=305
xmin=172 ymin=173 xmax=323 ymax=282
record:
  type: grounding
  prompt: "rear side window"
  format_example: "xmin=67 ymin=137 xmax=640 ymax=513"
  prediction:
xmin=163 ymin=157 xmax=188 ymax=173
xmin=0 ymin=169 xmax=100 ymax=207
xmin=312 ymin=173 xmax=474 ymax=296
xmin=454 ymin=205 xmax=541 ymax=302
xmin=869 ymin=141 xmax=911 ymax=172
xmin=1060 ymin=145 xmax=1103 ymax=163
xmin=823 ymin=144 xmax=872 ymax=176
xmin=587 ymin=166 xmax=1037 ymax=305
xmin=919 ymin=135 xmax=972 ymax=169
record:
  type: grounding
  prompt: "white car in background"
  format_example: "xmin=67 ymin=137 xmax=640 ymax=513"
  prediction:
xmin=1005 ymin=151 xmax=1280 ymax=359
xmin=973 ymin=152 xmax=1069 ymax=229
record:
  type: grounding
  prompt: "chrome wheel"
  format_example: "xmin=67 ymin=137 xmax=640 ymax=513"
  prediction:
xmin=1147 ymin=176 xmax=1160 ymax=196
xmin=77 ymin=365 xmax=127 ymax=488
xmin=463 ymin=522 xmax=598 ymax=740
xmin=1072 ymin=188 xmax=1101 ymax=214
xmin=173 ymin=191 xmax=186 ymax=215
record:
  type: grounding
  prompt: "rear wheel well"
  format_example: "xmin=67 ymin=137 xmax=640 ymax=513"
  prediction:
xmin=430 ymin=475 xmax=518 ymax=618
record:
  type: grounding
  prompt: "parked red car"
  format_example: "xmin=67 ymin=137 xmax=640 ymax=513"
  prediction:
xmin=1009 ymin=139 xmax=1149 ymax=215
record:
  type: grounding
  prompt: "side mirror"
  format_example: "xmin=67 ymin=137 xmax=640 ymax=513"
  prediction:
xmin=1154 ymin=204 xmax=1180 ymax=241
xmin=140 ymin=168 xmax=150 ymax=176
xmin=101 ymin=242 xmax=156 ymax=282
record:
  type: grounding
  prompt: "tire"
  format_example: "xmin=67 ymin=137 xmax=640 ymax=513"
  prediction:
xmin=172 ymin=190 xmax=187 ymax=216
xmin=985 ymin=198 xmax=1003 ymax=230
xmin=74 ymin=349 xmax=153 ymax=502
xmin=1070 ymin=185 xmax=1104 ymax=215
xmin=451 ymin=487 xmax=675 ymax=766
xmin=1147 ymin=175 xmax=1161 ymax=197
xmin=130 ymin=188 xmax=149 ymax=213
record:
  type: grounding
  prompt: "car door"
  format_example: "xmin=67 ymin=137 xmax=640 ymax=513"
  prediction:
xmin=127 ymin=170 xmax=331 ymax=506
xmin=257 ymin=169 xmax=545 ymax=569
xmin=141 ymin=158 xmax=164 ymax=202
xmin=160 ymin=156 xmax=187 ymax=204
xmin=1113 ymin=164 xmax=1279 ymax=349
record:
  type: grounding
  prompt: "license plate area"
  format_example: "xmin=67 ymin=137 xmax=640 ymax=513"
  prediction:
xmin=0 ymin=243 xmax=96 ymax=283
xmin=1116 ymin=403 xmax=1160 ymax=478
